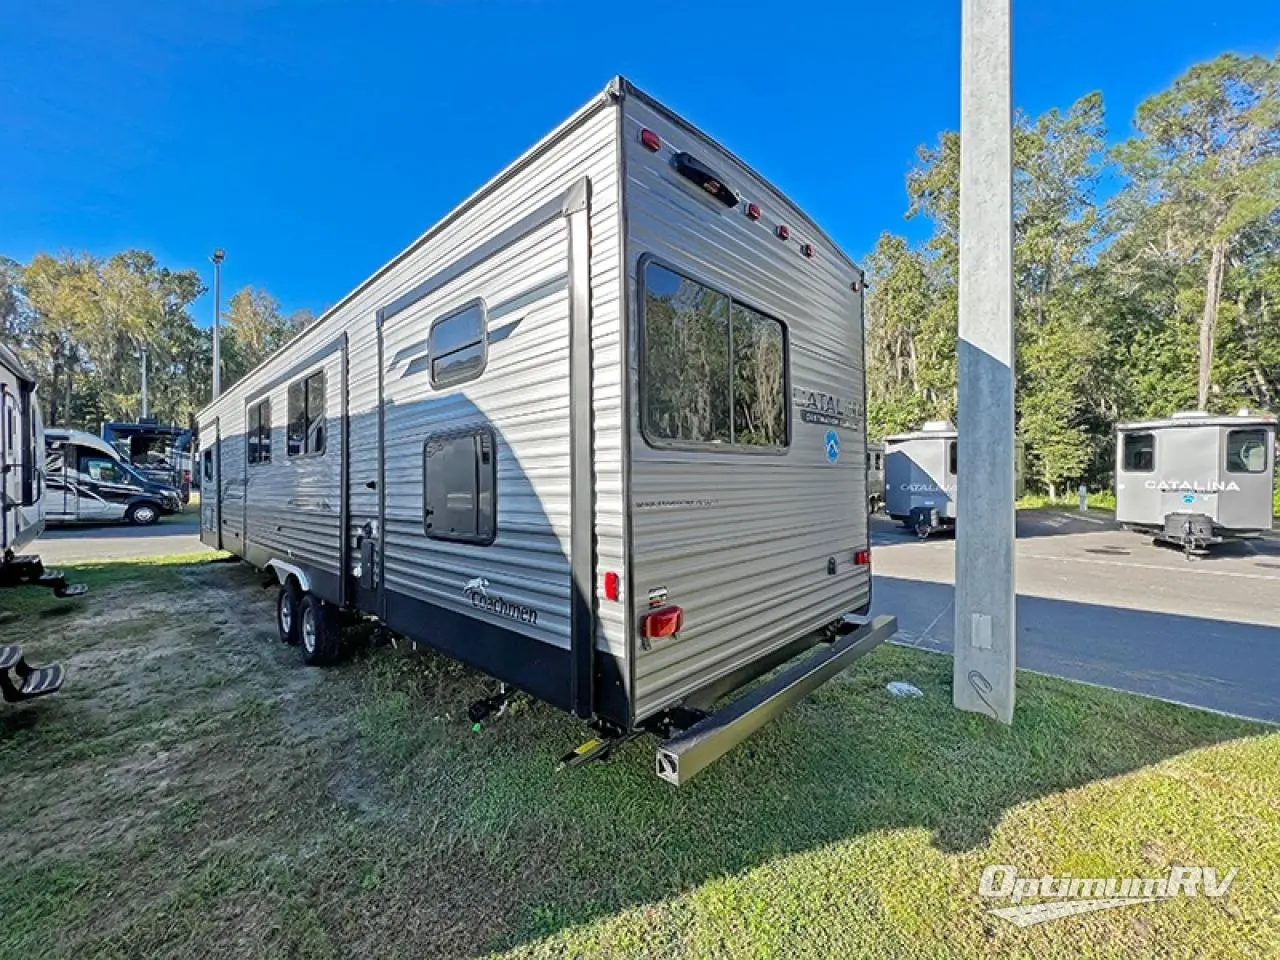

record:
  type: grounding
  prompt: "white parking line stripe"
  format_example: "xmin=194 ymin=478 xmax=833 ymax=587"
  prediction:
xmin=1019 ymin=552 xmax=1280 ymax=582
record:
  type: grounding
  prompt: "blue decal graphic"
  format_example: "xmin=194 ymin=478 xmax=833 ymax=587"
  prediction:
xmin=1181 ymin=493 xmax=1196 ymax=505
xmin=824 ymin=430 xmax=840 ymax=464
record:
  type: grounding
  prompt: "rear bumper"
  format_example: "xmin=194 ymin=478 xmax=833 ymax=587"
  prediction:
xmin=654 ymin=614 xmax=897 ymax=785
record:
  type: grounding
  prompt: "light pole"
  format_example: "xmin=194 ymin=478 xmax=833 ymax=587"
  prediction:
xmin=953 ymin=0 xmax=1016 ymax=724
xmin=211 ymin=248 xmax=225 ymax=399
xmin=140 ymin=345 xmax=149 ymax=419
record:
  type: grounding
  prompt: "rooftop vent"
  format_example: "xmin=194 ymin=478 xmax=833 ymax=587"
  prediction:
xmin=922 ymin=420 xmax=956 ymax=432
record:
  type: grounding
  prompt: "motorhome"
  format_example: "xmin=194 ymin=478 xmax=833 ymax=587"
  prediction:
xmin=196 ymin=77 xmax=895 ymax=784
xmin=884 ymin=421 xmax=1024 ymax=537
xmin=45 ymin=428 xmax=183 ymax=526
xmin=1115 ymin=410 xmax=1277 ymax=556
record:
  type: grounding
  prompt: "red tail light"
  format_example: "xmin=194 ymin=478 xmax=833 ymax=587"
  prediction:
xmin=642 ymin=605 xmax=684 ymax=639
xmin=640 ymin=128 xmax=661 ymax=152
xmin=801 ymin=243 xmax=815 ymax=258
xmin=776 ymin=224 xmax=790 ymax=240
xmin=855 ymin=549 xmax=871 ymax=566
xmin=604 ymin=571 xmax=621 ymax=602
xmin=745 ymin=202 xmax=761 ymax=220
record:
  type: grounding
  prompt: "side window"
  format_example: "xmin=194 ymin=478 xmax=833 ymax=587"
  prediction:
xmin=288 ymin=371 xmax=326 ymax=457
xmin=641 ymin=261 xmax=789 ymax=449
xmin=1123 ymin=433 xmax=1155 ymax=472
xmin=424 ymin=427 xmax=496 ymax=545
xmin=1226 ymin=429 xmax=1268 ymax=474
xmin=948 ymin=441 xmax=958 ymax=475
xmin=247 ymin=399 xmax=272 ymax=465
xmin=430 ymin=300 xmax=487 ymax=388
xmin=202 ymin=448 xmax=214 ymax=482
xmin=80 ymin=456 xmax=124 ymax=484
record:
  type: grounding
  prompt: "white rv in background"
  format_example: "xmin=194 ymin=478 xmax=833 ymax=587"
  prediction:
xmin=197 ymin=77 xmax=895 ymax=784
xmin=1116 ymin=410 xmax=1276 ymax=556
xmin=866 ymin=441 xmax=885 ymax=512
xmin=884 ymin=421 xmax=1025 ymax=537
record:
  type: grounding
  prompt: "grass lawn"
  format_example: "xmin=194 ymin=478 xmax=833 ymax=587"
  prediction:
xmin=1 ymin=556 xmax=1277 ymax=959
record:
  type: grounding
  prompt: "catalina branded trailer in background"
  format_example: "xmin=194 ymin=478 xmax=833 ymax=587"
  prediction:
xmin=1116 ymin=410 xmax=1276 ymax=556
xmin=884 ymin=421 xmax=1024 ymax=537
xmin=196 ymin=77 xmax=895 ymax=784
xmin=884 ymin=421 xmax=958 ymax=537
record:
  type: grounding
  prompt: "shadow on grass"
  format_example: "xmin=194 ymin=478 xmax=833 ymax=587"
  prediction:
xmin=1 ymin=555 xmax=1270 ymax=959
xmin=344 ymin=637 xmax=1267 ymax=955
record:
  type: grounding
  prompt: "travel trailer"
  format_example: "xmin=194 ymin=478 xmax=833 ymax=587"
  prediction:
xmin=45 ymin=428 xmax=183 ymax=526
xmin=866 ymin=442 xmax=885 ymax=512
xmin=884 ymin=421 xmax=1024 ymax=537
xmin=1 ymin=344 xmax=45 ymax=572
xmin=1115 ymin=410 xmax=1277 ymax=556
xmin=196 ymin=76 xmax=895 ymax=785
xmin=1 ymin=343 xmax=79 ymax=702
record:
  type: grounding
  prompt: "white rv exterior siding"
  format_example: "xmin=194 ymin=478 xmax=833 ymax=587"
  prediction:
xmin=621 ymin=97 xmax=870 ymax=720
xmin=198 ymin=78 xmax=877 ymax=734
xmin=197 ymin=91 xmax=625 ymax=666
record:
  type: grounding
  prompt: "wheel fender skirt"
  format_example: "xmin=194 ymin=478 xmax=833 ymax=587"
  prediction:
xmin=267 ymin=559 xmax=311 ymax=594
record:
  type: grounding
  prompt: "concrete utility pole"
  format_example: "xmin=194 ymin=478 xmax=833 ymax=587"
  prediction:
xmin=954 ymin=0 xmax=1016 ymax=723
xmin=211 ymin=249 xmax=225 ymax=399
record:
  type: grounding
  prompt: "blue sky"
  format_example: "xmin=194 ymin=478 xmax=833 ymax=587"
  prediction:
xmin=3 ymin=1 xmax=1277 ymax=321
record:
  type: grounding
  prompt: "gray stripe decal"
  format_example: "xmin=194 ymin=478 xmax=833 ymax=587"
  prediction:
xmin=380 ymin=188 xmax=574 ymax=328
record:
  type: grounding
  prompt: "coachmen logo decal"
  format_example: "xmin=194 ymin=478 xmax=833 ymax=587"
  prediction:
xmin=463 ymin=577 xmax=538 ymax=625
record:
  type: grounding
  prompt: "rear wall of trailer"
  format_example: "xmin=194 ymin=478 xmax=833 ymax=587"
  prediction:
xmin=620 ymin=91 xmax=871 ymax=722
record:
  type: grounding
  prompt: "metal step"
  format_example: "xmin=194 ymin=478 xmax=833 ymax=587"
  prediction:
xmin=55 ymin=583 xmax=89 ymax=598
xmin=0 ymin=646 xmax=67 ymax=703
xmin=17 ymin=663 xmax=65 ymax=699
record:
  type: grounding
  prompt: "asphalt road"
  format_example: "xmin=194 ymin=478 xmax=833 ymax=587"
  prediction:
xmin=32 ymin=509 xmax=208 ymax=565
xmin=869 ymin=510 xmax=1280 ymax=724
xmin=28 ymin=505 xmax=1280 ymax=724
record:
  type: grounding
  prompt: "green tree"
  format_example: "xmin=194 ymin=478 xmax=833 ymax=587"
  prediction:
xmin=1111 ymin=52 xmax=1280 ymax=410
xmin=221 ymin=286 xmax=299 ymax=389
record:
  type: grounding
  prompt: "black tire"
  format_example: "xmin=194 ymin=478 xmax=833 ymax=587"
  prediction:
xmin=125 ymin=502 xmax=161 ymax=526
xmin=277 ymin=580 xmax=301 ymax=645
xmin=298 ymin=594 xmax=340 ymax=666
